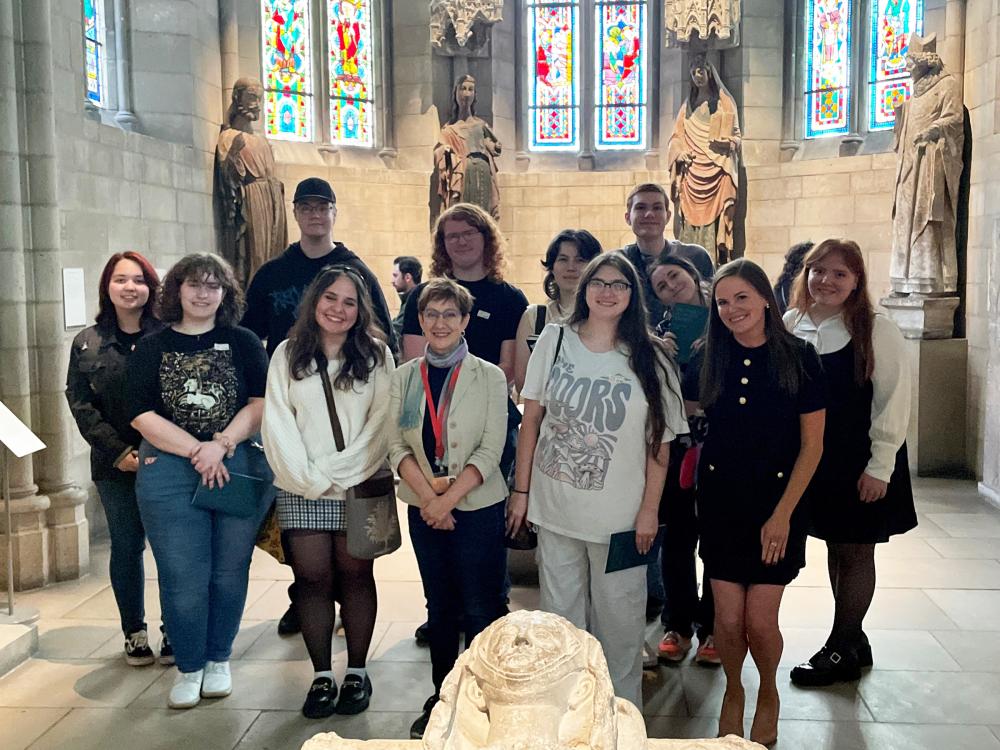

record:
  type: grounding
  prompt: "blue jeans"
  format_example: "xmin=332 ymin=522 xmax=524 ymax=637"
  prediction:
xmin=95 ymin=477 xmax=147 ymax=635
xmin=408 ymin=501 xmax=507 ymax=692
xmin=136 ymin=440 xmax=272 ymax=673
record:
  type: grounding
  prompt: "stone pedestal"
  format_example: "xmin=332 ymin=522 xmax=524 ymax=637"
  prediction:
xmin=0 ymin=495 xmax=51 ymax=591
xmin=45 ymin=487 xmax=89 ymax=582
xmin=879 ymin=295 xmax=960 ymax=339
xmin=900 ymin=337 xmax=969 ymax=476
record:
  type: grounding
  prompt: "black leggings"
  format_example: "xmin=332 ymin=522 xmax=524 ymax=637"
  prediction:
xmin=285 ymin=530 xmax=377 ymax=671
xmin=826 ymin=541 xmax=876 ymax=646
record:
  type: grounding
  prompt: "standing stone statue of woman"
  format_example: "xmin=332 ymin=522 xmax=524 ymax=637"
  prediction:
xmin=433 ymin=75 xmax=502 ymax=220
xmin=215 ymin=78 xmax=288 ymax=289
xmin=667 ymin=54 xmax=742 ymax=265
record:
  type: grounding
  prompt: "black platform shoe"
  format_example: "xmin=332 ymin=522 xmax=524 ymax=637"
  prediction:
xmin=790 ymin=645 xmax=861 ymax=687
xmin=336 ymin=674 xmax=373 ymax=715
xmin=856 ymin=631 xmax=873 ymax=668
xmin=410 ymin=694 xmax=439 ymax=739
xmin=302 ymin=677 xmax=338 ymax=719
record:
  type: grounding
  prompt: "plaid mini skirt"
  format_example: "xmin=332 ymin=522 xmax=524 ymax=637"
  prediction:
xmin=275 ymin=490 xmax=346 ymax=531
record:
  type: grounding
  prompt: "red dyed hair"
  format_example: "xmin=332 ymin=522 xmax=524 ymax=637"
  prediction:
xmin=96 ymin=251 xmax=160 ymax=330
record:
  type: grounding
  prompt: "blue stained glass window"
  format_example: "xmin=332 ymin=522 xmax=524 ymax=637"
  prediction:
xmin=868 ymin=0 xmax=923 ymax=130
xmin=594 ymin=1 xmax=648 ymax=150
xmin=262 ymin=0 xmax=314 ymax=141
xmin=805 ymin=0 xmax=853 ymax=138
xmin=527 ymin=0 xmax=581 ymax=151
xmin=84 ymin=0 xmax=106 ymax=107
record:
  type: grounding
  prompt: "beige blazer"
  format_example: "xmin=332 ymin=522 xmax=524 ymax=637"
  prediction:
xmin=387 ymin=354 xmax=508 ymax=511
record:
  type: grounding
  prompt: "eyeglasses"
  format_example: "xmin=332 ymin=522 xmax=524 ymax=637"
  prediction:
xmin=296 ymin=203 xmax=334 ymax=215
xmin=421 ymin=310 xmax=463 ymax=324
xmin=587 ymin=278 xmax=632 ymax=294
xmin=443 ymin=229 xmax=481 ymax=245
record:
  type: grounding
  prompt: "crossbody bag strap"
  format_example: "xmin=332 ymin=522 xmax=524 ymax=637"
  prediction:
xmin=534 ymin=305 xmax=547 ymax=336
xmin=553 ymin=324 xmax=564 ymax=362
xmin=316 ymin=355 xmax=346 ymax=452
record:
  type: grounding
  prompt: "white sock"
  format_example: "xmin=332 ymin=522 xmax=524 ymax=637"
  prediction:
xmin=314 ymin=670 xmax=334 ymax=681
xmin=345 ymin=667 xmax=367 ymax=681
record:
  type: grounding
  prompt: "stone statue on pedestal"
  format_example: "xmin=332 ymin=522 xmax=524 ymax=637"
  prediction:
xmin=890 ymin=34 xmax=964 ymax=296
xmin=665 ymin=0 xmax=741 ymax=48
xmin=215 ymin=78 xmax=288 ymax=289
xmin=433 ymin=75 xmax=501 ymax=221
xmin=300 ymin=611 xmax=763 ymax=750
xmin=667 ymin=54 xmax=742 ymax=265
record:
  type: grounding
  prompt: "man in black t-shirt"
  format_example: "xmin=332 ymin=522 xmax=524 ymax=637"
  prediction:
xmin=240 ymin=176 xmax=395 ymax=636
xmin=241 ymin=177 xmax=396 ymax=357
xmin=615 ymin=182 xmax=715 ymax=329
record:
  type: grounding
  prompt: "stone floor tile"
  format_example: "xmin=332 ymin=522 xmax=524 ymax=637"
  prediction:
xmin=369 ymin=621 xmax=431 ymax=663
xmin=993 ymin=725 xmax=1000 ymax=741
xmin=247 ymin=549 xmax=293 ymax=581
xmin=932 ymin=630 xmax=1000 ymax=671
xmin=0 ymin=707 xmax=70 ymax=750
xmin=856 ymin=723 xmax=1000 ymax=750
xmin=875 ymin=536 xmax=944 ymax=559
xmin=644 ymin=714 xmax=720 ymax=740
xmin=872 ymin=558 xmax=1000 ymax=589
xmin=863 ymin=588 xmax=958 ymax=630
xmin=34 ymin=620 xmax=121 ymax=660
xmin=234 ymin=710 xmax=415 ymax=748
xmin=926 ymin=537 xmax=1000 ymax=560
xmin=907 ymin=515 xmax=947 ymax=538
xmin=507 ymin=584 xmax=541 ymax=611
xmin=859 ymin=671 xmax=1000 ymax=724
xmin=372 ymin=581 xmax=433 ymax=623
xmin=362 ymin=659 xmax=436 ymax=713
xmin=925 ymin=590 xmax=1000 ymax=630
xmin=25 ymin=707 xmax=259 ymax=750
xmin=14 ymin=576 xmax=114 ymax=620
xmin=640 ymin=665 xmax=690 ymax=717
xmin=241 ymin=580 xmax=295 ymax=621
xmin=925 ymin=513 xmax=1000 ymax=538
xmin=0 ymin=658 xmax=164 ymax=708
xmin=62 ymin=581 xmax=164 ymax=620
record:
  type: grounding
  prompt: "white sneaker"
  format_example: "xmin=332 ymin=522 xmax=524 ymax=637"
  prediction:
xmin=201 ymin=660 xmax=232 ymax=698
xmin=168 ymin=669 xmax=204 ymax=709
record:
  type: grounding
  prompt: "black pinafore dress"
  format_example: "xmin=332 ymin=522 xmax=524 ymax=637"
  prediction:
xmin=808 ymin=343 xmax=916 ymax=543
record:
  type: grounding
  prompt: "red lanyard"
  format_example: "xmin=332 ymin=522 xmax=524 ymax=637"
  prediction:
xmin=420 ymin=360 xmax=463 ymax=466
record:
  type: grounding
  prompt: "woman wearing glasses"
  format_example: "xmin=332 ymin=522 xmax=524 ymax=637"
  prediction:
xmin=388 ymin=278 xmax=510 ymax=738
xmin=509 ymin=254 xmax=688 ymax=707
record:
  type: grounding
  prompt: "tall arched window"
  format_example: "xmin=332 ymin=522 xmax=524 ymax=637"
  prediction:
xmin=84 ymin=0 xmax=108 ymax=107
xmin=803 ymin=0 xmax=923 ymax=139
xmin=526 ymin=0 xmax=651 ymax=153
xmin=262 ymin=0 xmax=383 ymax=148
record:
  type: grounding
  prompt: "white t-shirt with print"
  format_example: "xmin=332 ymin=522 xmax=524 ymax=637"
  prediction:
xmin=521 ymin=323 xmax=689 ymax=543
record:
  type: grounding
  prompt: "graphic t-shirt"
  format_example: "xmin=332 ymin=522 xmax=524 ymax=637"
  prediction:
xmin=520 ymin=324 xmax=689 ymax=543
xmin=127 ymin=326 xmax=269 ymax=441
xmin=401 ymin=277 xmax=528 ymax=365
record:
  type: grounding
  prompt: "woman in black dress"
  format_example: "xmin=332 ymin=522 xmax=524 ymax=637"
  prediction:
xmin=784 ymin=239 xmax=915 ymax=686
xmin=685 ymin=259 xmax=825 ymax=745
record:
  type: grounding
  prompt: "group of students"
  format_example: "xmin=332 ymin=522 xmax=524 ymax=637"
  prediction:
xmin=66 ymin=177 xmax=914 ymax=747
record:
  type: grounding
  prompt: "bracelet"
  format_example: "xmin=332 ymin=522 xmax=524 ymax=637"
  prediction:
xmin=212 ymin=432 xmax=236 ymax=459
xmin=511 ymin=489 xmax=529 ymax=495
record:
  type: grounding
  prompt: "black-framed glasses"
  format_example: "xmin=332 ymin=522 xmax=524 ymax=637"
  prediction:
xmin=587 ymin=278 xmax=632 ymax=294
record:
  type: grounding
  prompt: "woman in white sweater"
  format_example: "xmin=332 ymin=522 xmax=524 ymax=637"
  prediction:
xmin=262 ymin=265 xmax=394 ymax=719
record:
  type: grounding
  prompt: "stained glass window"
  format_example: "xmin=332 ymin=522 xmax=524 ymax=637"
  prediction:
xmin=527 ymin=1 xmax=581 ymax=151
xmin=328 ymin=0 xmax=376 ymax=147
xmin=262 ymin=0 xmax=313 ymax=141
xmin=868 ymin=0 xmax=923 ymax=130
xmin=84 ymin=0 xmax=106 ymax=107
xmin=594 ymin=1 xmax=647 ymax=150
xmin=805 ymin=0 xmax=853 ymax=138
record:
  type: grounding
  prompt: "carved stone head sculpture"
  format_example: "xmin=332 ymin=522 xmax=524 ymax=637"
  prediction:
xmin=423 ymin=611 xmax=647 ymax=750
xmin=227 ymin=77 xmax=264 ymax=126
xmin=905 ymin=33 xmax=943 ymax=81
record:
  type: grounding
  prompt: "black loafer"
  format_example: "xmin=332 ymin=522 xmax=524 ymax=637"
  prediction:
xmin=278 ymin=605 xmax=301 ymax=636
xmin=409 ymin=694 xmax=439 ymax=739
xmin=336 ymin=674 xmax=373 ymax=715
xmin=302 ymin=677 xmax=337 ymax=719
xmin=790 ymin=645 xmax=861 ymax=687
xmin=414 ymin=622 xmax=430 ymax=647
xmin=856 ymin=632 xmax=873 ymax=668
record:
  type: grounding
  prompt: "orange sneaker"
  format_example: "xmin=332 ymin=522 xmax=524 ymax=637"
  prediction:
xmin=658 ymin=631 xmax=692 ymax=662
xmin=695 ymin=635 xmax=721 ymax=665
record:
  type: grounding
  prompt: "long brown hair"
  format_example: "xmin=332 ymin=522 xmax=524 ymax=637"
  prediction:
xmin=431 ymin=203 xmax=508 ymax=281
xmin=285 ymin=265 xmax=386 ymax=389
xmin=157 ymin=253 xmax=244 ymax=327
xmin=700 ymin=259 xmax=805 ymax=408
xmin=568 ymin=254 xmax=681 ymax=453
xmin=789 ymin=238 xmax=874 ymax=384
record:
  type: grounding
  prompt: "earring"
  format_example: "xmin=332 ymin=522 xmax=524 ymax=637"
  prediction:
xmin=765 ymin=303 xmax=770 ymax=309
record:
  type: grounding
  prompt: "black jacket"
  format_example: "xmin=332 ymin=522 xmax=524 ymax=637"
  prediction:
xmin=66 ymin=319 xmax=161 ymax=481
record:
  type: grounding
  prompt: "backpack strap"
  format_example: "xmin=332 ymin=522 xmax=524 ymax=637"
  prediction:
xmin=534 ymin=305 xmax=547 ymax=336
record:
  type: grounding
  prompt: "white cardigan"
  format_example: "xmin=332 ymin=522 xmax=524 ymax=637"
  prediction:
xmin=784 ymin=309 xmax=910 ymax=482
xmin=262 ymin=339 xmax=394 ymax=500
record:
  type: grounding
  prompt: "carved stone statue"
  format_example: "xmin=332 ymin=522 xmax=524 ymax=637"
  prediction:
xmin=890 ymin=34 xmax=964 ymax=296
xmin=215 ymin=77 xmax=288 ymax=289
xmin=434 ymin=75 xmax=501 ymax=221
xmin=665 ymin=1 xmax=741 ymax=47
xmin=667 ymin=54 xmax=742 ymax=265
xmin=430 ymin=0 xmax=503 ymax=54
xmin=300 ymin=611 xmax=763 ymax=750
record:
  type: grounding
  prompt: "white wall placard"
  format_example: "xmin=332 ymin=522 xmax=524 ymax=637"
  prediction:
xmin=0 ymin=400 xmax=45 ymax=458
xmin=62 ymin=268 xmax=87 ymax=329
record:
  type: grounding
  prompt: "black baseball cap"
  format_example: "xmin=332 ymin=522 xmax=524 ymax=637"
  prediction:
xmin=293 ymin=177 xmax=336 ymax=204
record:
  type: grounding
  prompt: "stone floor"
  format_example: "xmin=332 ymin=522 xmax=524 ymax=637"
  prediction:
xmin=2 ymin=477 xmax=1000 ymax=749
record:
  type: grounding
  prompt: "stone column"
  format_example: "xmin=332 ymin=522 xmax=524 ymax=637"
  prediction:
xmin=219 ymin=0 xmax=239 ymax=111
xmin=19 ymin=0 xmax=89 ymax=583
xmin=112 ymin=0 xmax=137 ymax=129
xmin=0 ymin=0 xmax=52 ymax=591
